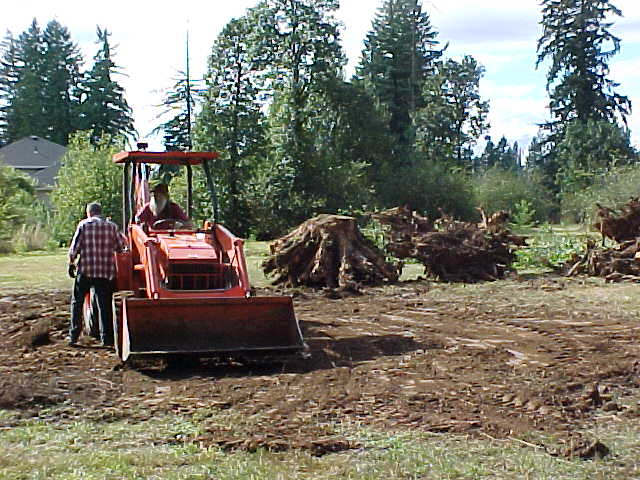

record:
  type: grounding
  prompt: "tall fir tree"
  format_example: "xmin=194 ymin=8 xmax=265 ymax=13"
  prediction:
xmin=79 ymin=27 xmax=135 ymax=144
xmin=0 ymin=31 xmax=19 ymax=145
xmin=535 ymin=0 xmax=633 ymax=194
xmin=41 ymin=20 xmax=83 ymax=145
xmin=154 ymin=71 xmax=199 ymax=152
xmin=356 ymin=0 xmax=442 ymax=160
xmin=537 ymin=0 xmax=631 ymax=128
xmin=6 ymin=20 xmax=48 ymax=142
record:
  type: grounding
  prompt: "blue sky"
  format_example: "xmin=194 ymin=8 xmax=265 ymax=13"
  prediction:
xmin=2 ymin=0 xmax=639 ymax=152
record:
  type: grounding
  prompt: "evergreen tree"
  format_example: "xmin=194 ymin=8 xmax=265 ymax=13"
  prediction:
xmin=535 ymin=0 xmax=633 ymax=195
xmin=537 ymin=0 xmax=631 ymax=128
xmin=415 ymin=55 xmax=489 ymax=168
xmin=41 ymin=20 xmax=83 ymax=145
xmin=195 ymin=17 xmax=267 ymax=236
xmin=154 ymin=71 xmax=199 ymax=152
xmin=0 ymin=31 xmax=19 ymax=145
xmin=356 ymin=0 xmax=442 ymax=160
xmin=79 ymin=27 xmax=135 ymax=144
xmin=6 ymin=20 xmax=48 ymax=142
xmin=478 ymin=135 xmax=521 ymax=171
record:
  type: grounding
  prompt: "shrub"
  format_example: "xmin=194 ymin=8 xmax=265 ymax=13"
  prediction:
xmin=12 ymin=224 xmax=52 ymax=253
xmin=473 ymin=166 xmax=556 ymax=222
xmin=378 ymin=158 xmax=477 ymax=220
xmin=561 ymin=164 xmax=640 ymax=224
xmin=51 ymin=133 xmax=123 ymax=243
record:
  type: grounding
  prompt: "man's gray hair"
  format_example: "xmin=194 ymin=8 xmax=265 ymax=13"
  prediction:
xmin=87 ymin=202 xmax=102 ymax=215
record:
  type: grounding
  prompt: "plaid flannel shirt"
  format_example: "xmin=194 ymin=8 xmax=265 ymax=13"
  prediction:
xmin=68 ymin=216 xmax=126 ymax=279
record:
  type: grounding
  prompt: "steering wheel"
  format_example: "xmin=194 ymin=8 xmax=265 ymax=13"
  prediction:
xmin=151 ymin=219 xmax=186 ymax=230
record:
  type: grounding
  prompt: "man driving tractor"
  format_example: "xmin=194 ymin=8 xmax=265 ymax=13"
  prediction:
xmin=136 ymin=182 xmax=193 ymax=230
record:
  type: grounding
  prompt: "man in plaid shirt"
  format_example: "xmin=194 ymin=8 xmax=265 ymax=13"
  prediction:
xmin=68 ymin=202 xmax=126 ymax=347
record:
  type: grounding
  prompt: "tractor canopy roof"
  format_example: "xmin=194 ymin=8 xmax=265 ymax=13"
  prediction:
xmin=113 ymin=151 xmax=218 ymax=166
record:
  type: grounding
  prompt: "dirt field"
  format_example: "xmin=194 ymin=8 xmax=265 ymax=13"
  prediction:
xmin=1 ymin=276 xmax=639 ymax=457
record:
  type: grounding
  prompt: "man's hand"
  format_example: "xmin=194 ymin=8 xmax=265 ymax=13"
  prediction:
xmin=68 ymin=263 xmax=76 ymax=278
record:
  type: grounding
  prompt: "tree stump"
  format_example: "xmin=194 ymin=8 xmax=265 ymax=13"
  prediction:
xmin=263 ymin=214 xmax=399 ymax=290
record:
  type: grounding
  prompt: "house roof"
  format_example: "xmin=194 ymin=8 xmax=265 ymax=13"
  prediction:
xmin=0 ymin=136 xmax=67 ymax=189
xmin=0 ymin=136 xmax=67 ymax=168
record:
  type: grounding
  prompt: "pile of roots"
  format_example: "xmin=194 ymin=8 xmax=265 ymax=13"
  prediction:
xmin=565 ymin=198 xmax=640 ymax=282
xmin=262 ymin=214 xmax=399 ymax=291
xmin=373 ymin=206 xmax=526 ymax=283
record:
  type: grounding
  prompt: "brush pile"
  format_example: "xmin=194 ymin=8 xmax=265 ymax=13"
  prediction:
xmin=565 ymin=198 xmax=640 ymax=282
xmin=263 ymin=214 xmax=399 ymax=291
xmin=373 ymin=206 xmax=526 ymax=283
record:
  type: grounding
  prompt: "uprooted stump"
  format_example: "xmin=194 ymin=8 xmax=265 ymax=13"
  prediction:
xmin=565 ymin=198 xmax=640 ymax=282
xmin=263 ymin=214 xmax=399 ymax=290
xmin=593 ymin=197 xmax=640 ymax=243
xmin=564 ymin=238 xmax=640 ymax=282
xmin=373 ymin=206 xmax=525 ymax=283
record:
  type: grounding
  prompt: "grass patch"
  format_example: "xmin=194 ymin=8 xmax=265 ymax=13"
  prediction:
xmin=513 ymin=224 xmax=597 ymax=274
xmin=0 ymin=411 xmax=638 ymax=479
xmin=0 ymin=250 xmax=72 ymax=291
xmin=0 ymin=243 xmax=274 ymax=292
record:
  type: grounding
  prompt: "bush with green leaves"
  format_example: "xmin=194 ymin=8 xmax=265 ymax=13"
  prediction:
xmin=51 ymin=132 xmax=124 ymax=243
xmin=514 ymin=226 xmax=587 ymax=271
xmin=561 ymin=164 xmax=640 ymax=223
xmin=0 ymin=163 xmax=37 ymax=237
xmin=378 ymin=156 xmax=477 ymax=220
xmin=473 ymin=166 xmax=556 ymax=222
xmin=0 ymin=162 xmax=51 ymax=252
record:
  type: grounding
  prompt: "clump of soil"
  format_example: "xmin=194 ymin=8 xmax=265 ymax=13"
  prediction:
xmin=18 ymin=318 xmax=51 ymax=348
xmin=263 ymin=214 xmax=399 ymax=290
xmin=373 ymin=206 xmax=526 ymax=282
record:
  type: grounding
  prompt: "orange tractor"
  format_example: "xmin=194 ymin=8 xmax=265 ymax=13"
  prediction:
xmin=92 ymin=149 xmax=305 ymax=363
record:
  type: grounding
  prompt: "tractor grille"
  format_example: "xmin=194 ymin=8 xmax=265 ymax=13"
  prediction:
xmin=166 ymin=263 xmax=226 ymax=290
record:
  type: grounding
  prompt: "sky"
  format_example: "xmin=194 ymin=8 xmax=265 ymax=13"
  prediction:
xmin=2 ymin=0 xmax=639 ymax=152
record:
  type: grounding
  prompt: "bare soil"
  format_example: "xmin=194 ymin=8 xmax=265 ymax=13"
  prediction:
xmin=1 ymin=277 xmax=639 ymax=455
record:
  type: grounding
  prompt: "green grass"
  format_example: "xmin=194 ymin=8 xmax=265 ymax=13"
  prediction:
xmin=0 ymin=241 xmax=422 ymax=292
xmin=0 ymin=243 xmax=274 ymax=291
xmin=0 ymin=409 xmax=638 ymax=479
xmin=0 ymin=249 xmax=73 ymax=291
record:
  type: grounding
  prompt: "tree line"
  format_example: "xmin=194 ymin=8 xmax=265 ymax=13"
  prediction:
xmin=0 ymin=19 xmax=134 ymax=146
xmin=0 ymin=0 xmax=637 ymax=246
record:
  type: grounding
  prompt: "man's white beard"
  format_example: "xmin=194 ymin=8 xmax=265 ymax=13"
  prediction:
xmin=150 ymin=195 xmax=168 ymax=217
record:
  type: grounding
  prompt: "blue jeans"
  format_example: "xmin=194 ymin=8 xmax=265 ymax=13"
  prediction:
xmin=70 ymin=274 xmax=114 ymax=344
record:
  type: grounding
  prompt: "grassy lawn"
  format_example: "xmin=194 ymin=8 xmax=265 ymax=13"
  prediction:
xmin=0 ymin=244 xmax=273 ymax=292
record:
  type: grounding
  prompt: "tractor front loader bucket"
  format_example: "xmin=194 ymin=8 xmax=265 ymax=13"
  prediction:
xmin=113 ymin=295 xmax=305 ymax=362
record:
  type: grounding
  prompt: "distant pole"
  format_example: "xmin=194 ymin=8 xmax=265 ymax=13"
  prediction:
xmin=186 ymin=29 xmax=193 ymax=151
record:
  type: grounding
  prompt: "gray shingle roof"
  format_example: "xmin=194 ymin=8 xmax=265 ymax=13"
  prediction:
xmin=0 ymin=136 xmax=67 ymax=189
